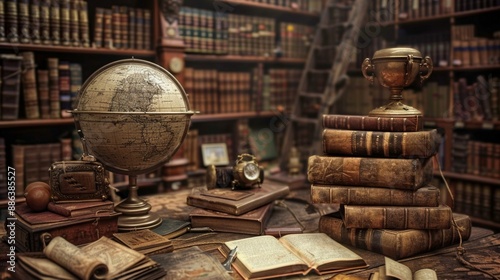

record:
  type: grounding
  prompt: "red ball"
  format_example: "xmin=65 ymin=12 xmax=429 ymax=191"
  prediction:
xmin=24 ymin=182 xmax=51 ymax=212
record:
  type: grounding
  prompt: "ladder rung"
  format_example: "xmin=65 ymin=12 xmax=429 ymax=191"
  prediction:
xmin=299 ymin=92 xmax=323 ymax=98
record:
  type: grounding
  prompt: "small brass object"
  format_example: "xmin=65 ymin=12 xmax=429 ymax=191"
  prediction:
xmin=361 ymin=47 xmax=433 ymax=117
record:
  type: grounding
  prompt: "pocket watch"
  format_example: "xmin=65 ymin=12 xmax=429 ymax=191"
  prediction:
xmin=231 ymin=153 xmax=264 ymax=189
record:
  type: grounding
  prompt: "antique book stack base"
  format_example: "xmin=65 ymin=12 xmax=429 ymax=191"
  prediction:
xmin=309 ymin=113 xmax=471 ymax=259
xmin=186 ymin=182 xmax=289 ymax=235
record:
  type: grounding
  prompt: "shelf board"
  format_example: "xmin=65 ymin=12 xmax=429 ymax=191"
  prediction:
xmin=439 ymin=171 xmax=500 ymax=186
xmin=0 ymin=118 xmax=75 ymax=128
xmin=453 ymin=6 xmax=500 ymax=18
xmin=470 ymin=216 xmax=500 ymax=231
xmin=185 ymin=54 xmax=306 ymax=64
xmin=0 ymin=43 xmax=155 ymax=57
xmin=192 ymin=111 xmax=278 ymax=122
xmin=449 ymin=64 xmax=500 ymax=72
xmin=424 ymin=118 xmax=500 ymax=130
xmin=185 ymin=0 xmax=319 ymax=18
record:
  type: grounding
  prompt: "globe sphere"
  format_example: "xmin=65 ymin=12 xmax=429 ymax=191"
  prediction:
xmin=71 ymin=59 xmax=194 ymax=175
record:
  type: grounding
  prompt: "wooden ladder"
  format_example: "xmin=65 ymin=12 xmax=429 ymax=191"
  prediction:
xmin=280 ymin=0 xmax=369 ymax=170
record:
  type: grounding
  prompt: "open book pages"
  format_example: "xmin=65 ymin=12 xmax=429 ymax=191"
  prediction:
xmin=221 ymin=233 xmax=367 ymax=279
xmin=370 ymin=257 xmax=438 ymax=280
xmin=42 ymin=236 xmax=148 ymax=279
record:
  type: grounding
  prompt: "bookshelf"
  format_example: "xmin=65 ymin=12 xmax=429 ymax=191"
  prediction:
xmin=0 ymin=0 xmax=159 ymax=204
xmin=173 ymin=0 xmax=321 ymax=169
xmin=343 ymin=0 xmax=500 ymax=230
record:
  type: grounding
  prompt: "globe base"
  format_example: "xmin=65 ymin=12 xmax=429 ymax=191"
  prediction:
xmin=114 ymin=175 xmax=163 ymax=231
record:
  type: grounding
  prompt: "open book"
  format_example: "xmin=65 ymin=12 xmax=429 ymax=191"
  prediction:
xmin=15 ymin=236 xmax=164 ymax=280
xmin=370 ymin=257 xmax=438 ymax=280
xmin=219 ymin=233 xmax=367 ymax=280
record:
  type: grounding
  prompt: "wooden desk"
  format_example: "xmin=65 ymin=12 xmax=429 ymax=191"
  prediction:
xmin=147 ymin=188 xmax=500 ymax=280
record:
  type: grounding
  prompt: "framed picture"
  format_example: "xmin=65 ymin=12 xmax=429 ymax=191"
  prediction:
xmin=201 ymin=143 xmax=230 ymax=166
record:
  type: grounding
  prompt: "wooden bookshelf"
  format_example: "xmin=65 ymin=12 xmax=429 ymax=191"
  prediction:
xmin=185 ymin=54 xmax=306 ymax=64
xmin=0 ymin=43 xmax=155 ymax=57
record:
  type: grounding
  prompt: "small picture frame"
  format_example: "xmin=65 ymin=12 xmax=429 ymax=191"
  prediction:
xmin=201 ymin=143 xmax=230 ymax=166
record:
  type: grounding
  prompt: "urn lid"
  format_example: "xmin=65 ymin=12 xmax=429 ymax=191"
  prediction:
xmin=372 ymin=47 xmax=422 ymax=60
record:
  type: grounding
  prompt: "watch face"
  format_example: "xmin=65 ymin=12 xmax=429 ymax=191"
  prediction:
xmin=243 ymin=163 xmax=260 ymax=181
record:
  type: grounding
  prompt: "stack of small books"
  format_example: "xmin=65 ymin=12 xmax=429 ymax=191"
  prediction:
xmin=186 ymin=182 xmax=290 ymax=235
xmin=307 ymin=114 xmax=472 ymax=260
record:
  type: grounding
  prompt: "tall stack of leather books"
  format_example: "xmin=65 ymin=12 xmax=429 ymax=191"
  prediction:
xmin=307 ymin=114 xmax=472 ymax=260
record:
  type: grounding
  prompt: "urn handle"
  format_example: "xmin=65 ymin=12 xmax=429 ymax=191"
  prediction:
xmin=419 ymin=56 xmax=433 ymax=83
xmin=361 ymin=58 xmax=374 ymax=84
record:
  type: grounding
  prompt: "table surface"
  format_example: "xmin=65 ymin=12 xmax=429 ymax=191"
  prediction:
xmin=1 ymin=186 xmax=499 ymax=280
xmin=145 ymin=187 xmax=500 ymax=280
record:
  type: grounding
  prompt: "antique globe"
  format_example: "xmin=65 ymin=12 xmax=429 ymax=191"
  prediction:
xmin=71 ymin=58 xmax=195 ymax=231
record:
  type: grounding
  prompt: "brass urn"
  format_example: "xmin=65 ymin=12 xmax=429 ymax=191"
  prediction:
xmin=361 ymin=47 xmax=433 ymax=117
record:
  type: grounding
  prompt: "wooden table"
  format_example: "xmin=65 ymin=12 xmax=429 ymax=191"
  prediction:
xmin=146 ymin=187 xmax=500 ymax=280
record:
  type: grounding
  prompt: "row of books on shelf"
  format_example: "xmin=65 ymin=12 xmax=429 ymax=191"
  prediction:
xmin=451 ymin=25 xmax=500 ymax=66
xmin=434 ymin=178 xmax=500 ymax=223
xmin=179 ymin=6 xmax=312 ymax=58
xmin=452 ymin=133 xmax=500 ymax=179
xmin=0 ymin=0 xmax=152 ymax=50
xmin=0 ymin=52 xmax=81 ymax=120
xmin=184 ymin=66 xmax=301 ymax=115
xmin=93 ymin=5 xmax=151 ymax=50
xmin=397 ymin=0 xmax=498 ymax=20
xmin=453 ymin=75 xmax=499 ymax=122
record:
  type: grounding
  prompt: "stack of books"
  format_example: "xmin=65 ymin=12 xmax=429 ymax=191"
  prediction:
xmin=307 ymin=114 xmax=472 ymax=260
xmin=186 ymin=182 xmax=290 ymax=235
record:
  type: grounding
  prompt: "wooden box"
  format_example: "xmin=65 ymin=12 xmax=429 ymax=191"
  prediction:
xmin=14 ymin=205 xmax=119 ymax=252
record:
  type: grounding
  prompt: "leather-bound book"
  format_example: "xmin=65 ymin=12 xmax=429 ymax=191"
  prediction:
xmin=58 ymin=60 xmax=71 ymax=117
xmin=18 ymin=0 xmax=30 ymax=43
xmin=78 ymin=0 xmax=89 ymax=48
xmin=1 ymin=54 xmax=23 ymax=120
xmin=49 ymin=0 xmax=60 ymax=45
xmin=111 ymin=5 xmax=121 ymax=49
xmin=29 ymin=0 xmax=41 ymax=44
xmin=39 ymin=0 xmax=50 ymax=44
xmin=37 ymin=69 xmax=50 ymax=118
xmin=186 ymin=182 xmax=289 ymax=215
xmin=322 ymin=114 xmax=423 ymax=132
xmin=59 ymin=0 xmax=70 ymax=46
xmin=341 ymin=204 xmax=452 ymax=230
xmin=47 ymin=57 xmax=60 ymax=118
xmin=47 ymin=200 xmax=114 ymax=217
xmin=189 ymin=202 xmax=273 ymax=235
xmin=69 ymin=0 xmax=79 ymax=46
xmin=319 ymin=212 xmax=471 ymax=260
xmin=102 ymin=8 xmax=112 ymax=48
xmin=5 ymin=0 xmax=19 ymax=43
xmin=20 ymin=52 xmax=40 ymax=119
xmin=0 ymin=1 xmax=6 ymax=42
xmin=307 ymin=156 xmax=433 ymax=190
xmin=311 ymin=184 xmax=440 ymax=207
xmin=93 ymin=7 xmax=104 ymax=48
xmin=322 ymin=129 xmax=440 ymax=158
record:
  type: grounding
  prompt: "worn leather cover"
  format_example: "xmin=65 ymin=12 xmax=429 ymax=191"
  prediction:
xmin=319 ymin=212 xmax=471 ymax=260
xmin=307 ymin=156 xmax=433 ymax=190
xmin=311 ymin=184 xmax=440 ymax=206
xmin=186 ymin=182 xmax=289 ymax=215
xmin=322 ymin=129 xmax=440 ymax=158
xmin=322 ymin=114 xmax=423 ymax=132
xmin=341 ymin=204 xmax=453 ymax=230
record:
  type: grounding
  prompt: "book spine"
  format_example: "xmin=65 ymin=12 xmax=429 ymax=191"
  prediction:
xmin=103 ymin=8 xmax=112 ymax=48
xmin=78 ymin=0 xmax=89 ymax=48
xmin=319 ymin=213 xmax=471 ymax=260
xmin=322 ymin=129 xmax=439 ymax=158
xmin=1 ymin=55 xmax=23 ymax=120
xmin=69 ymin=63 xmax=82 ymax=111
xmin=93 ymin=7 xmax=104 ymax=48
xmin=47 ymin=202 xmax=71 ymax=216
xmin=37 ymin=69 xmax=50 ymax=119
xmin=134 ymin=8 xmax=143 ymax=50
xmin=11 ymin=145 xmax=25 ymax=196
xmin=58 ymin=60 xmax=71 ymax=117
xmin=307 ymin=155 xmax=433 ymax=190
xmin=0 ymin=1 xmax=6 ymax=42
xmin=40 ymin=0 xmax=50 ymax=44
xmin=0 ymin=138 xmax=6 ymax=200
xmin=311 ymin=184 xmax=440 ymax=206
xmin=128 ymin=8 xmax=135 ymax=49
xmin=111 ymin=5 xmax=121 ymax=49
xmin=59 ymin=0 xmax=70 ymax=46
xmin=20 ymin=52 xmax=40 ymax=119
xmin=18 ymin=0 xmax=30 ymax=43
xmin=322 ymin=114 xmax=423 ymax=132
xmin=48 ymin=57 xmax=60 ymax=118
xmin=69 ymin=0 xmax=80 ymax=47
xmin=342 ymin=204 xmax=453 ymax=229
xmin=49 ymin=0 xmax=60 ymax=45
xmin=143 ymin=9 xmax=151 ymax=50
xmin=29 ymin=0 xmax=41 ymax=44
xmin=6 ymin=0 xmax=19 ymax=43
xmin=120 ymin=6 xmax=128 ymax=49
